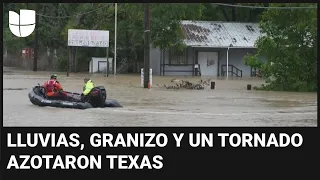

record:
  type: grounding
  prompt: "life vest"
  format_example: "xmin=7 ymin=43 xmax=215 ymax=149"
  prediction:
xmin=83 ymin=80 xmax=95 ymax=95
xmin=46 ymin=80 xmax=58 ymax=93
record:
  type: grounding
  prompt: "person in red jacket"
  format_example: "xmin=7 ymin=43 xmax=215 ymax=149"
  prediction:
xmin=42 ymin=74 xmax=68 ymax=100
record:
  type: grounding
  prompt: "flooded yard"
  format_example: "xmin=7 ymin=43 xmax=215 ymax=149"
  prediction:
xmin=3 ymin=67 xmax=317 ymax=127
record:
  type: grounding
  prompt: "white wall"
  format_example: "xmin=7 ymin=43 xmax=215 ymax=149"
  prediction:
xmin=89 ymin=57 xmax=113 ymax=73
xmin=150 ymin=47 xmax=267 ymax=77
xmin=198 ymin=52 xmax=218 ymax=76
xmin=219 ymin=48 xmax=266 ymax=77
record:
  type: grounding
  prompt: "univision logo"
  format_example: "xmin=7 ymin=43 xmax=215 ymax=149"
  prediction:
xmin=9 ymin=9 xmax=36 ymax=38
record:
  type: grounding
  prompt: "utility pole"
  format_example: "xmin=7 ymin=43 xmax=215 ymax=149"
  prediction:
xmin=33 ymin=4 xmax=39 ymax=72
xmin=67 ymin=48 xmax=70 ymax=77
xmin=143 ymin=3 xmax=150 ymax=88
xmin=114 ymin=3 xmax=117 ymax=75
xmin=105 ymin=47 xmax=109 ymax=77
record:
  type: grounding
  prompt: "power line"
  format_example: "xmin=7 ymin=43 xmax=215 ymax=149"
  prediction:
xmin=213 ymin=3 xmax=317 ymax=9
xmin=36 ymin=4 xmax=110 ymax=19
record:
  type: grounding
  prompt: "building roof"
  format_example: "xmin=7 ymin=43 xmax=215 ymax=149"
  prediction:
xmin=180 ymin=20 xmax=261 ymax=48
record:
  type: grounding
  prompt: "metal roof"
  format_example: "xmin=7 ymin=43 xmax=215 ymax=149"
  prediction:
xmin=180 ymin=20 xmax=261 ymax=48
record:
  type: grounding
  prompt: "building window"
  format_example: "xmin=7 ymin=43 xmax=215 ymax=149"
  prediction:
xmin=169 ymin=48 xmax=188 ymax=65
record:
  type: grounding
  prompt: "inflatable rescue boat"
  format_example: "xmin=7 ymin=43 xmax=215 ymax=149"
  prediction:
xmin=28 ymin=84 xmax=122 ymax=109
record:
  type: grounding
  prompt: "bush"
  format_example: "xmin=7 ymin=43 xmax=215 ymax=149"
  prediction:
xmin=56 ymin=55 xmax=68 ymax=72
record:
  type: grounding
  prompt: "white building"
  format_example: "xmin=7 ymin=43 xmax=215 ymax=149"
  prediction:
xmin=89 ymin=57 xmax=113 ymax=73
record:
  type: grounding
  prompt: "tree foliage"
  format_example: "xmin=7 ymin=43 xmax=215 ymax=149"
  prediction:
xmin=3 ymin=3 xmax=267 ymax=70
xmin=5 ymin=3 xmax=316 ymax=91
xmin=244 ymin=3 xmax=317 ymax=92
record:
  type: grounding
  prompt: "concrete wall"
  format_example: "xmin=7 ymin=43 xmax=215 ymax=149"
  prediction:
xmin=151 ymin=46 xmax=266 ymax=77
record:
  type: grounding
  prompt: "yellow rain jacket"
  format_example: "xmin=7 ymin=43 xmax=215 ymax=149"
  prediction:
xmin=83 ymin=79 xmax=94 ymax=95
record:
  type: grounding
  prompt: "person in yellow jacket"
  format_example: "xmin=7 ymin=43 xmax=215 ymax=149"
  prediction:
xmin=81 ymin=77 xmax=94 ymax=100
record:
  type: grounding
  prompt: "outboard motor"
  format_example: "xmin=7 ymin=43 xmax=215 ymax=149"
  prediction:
xmin=89 ymin=86 xmax=107 ymax=107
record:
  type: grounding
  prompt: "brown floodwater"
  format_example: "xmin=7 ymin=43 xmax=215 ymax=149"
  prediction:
xmin=3 ymin=67 xmax=317 ymax=127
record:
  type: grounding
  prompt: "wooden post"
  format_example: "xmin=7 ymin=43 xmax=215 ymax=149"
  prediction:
xmin=106 ymin=60 xmax=109 ymax=77
xmin=33 ymin=4 xmax=39 ymax=72
xmin=105 ymin=47 xmax=109 ymax=77
xmin=211 ymin=81 xmax=215 ymax=89
xmin=67 ymin=47 xmax=71 ymax=77
xmin=247 ymin=84 xmax=252 ymax=90
xmin=74 ymin=47 xmax=78 ymax=72
xmin=143 ymin=3 xmax=150 ymax=88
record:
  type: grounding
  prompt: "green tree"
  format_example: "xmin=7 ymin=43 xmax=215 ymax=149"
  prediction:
xmin=4 ymin=3 xmax=267 ymax=72
xmin=244 ymin=3 xmax=317 ymax=92
xmin=151 ymin=3 xmax=204 ymax=51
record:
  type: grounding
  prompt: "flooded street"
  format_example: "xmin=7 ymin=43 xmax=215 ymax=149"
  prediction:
xmin=3 ymin=67 xmax=317 ymax=127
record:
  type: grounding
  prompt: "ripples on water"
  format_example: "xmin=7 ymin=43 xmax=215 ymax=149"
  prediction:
xmin=2 ymin=68 xmax=317 ymax=127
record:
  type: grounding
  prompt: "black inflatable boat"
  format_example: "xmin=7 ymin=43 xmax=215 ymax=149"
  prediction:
xmin=28 ymin=84 xmax=122 ymax=109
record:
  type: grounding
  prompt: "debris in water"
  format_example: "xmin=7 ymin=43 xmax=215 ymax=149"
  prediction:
xmin=156 ymin=78 xmax=211 ymax=90
xmin=3 ymin=88 xmax=28 ymax=91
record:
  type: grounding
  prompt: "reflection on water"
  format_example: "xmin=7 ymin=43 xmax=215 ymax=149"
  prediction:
xmin=3 ymin=67 xmax=317 ymax=127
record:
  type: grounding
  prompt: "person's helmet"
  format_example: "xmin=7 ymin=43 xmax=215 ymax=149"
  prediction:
xmin=51 ymin=74 xmax=57 ymax=79
xmin=84 ymin=77 xmax=90 ymax=82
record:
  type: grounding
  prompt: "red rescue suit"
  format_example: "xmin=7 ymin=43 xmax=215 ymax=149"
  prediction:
xmin=42 ymin=79 xmax=68 ymax=98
